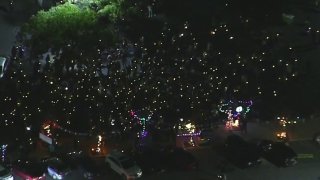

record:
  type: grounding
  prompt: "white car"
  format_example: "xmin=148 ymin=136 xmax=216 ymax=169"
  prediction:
xmin=0 ymin=57 xmax=7 ymax=78
xmin=105 ymin=151 xmax=142 ymax=179
xmin=0 ymin=164 xmax=13 ymax=180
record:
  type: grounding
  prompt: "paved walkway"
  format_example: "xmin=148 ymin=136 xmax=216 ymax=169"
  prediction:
xmin=0 ymin=0 xmax=39 ymax=56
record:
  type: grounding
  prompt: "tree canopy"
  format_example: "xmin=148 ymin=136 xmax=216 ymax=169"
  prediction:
xmin=21 ymin=1 xmax=125 ymax=57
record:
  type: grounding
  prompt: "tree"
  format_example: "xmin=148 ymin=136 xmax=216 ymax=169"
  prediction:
xmin=21 ymin=2 xmax=115 ymax=58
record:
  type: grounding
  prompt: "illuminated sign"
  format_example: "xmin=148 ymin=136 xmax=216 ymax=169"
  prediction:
xmin=39 ymin=133 xmax=52 ymax=144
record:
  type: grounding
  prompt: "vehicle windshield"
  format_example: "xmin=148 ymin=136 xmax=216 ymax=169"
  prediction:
xmin=121 ymin=158 xmax=135 ymax=169
xmin=50 ymin=161 xmax=68 ymax=172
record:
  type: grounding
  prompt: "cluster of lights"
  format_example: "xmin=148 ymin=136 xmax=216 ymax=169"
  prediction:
xmin=176 ymin=122 xmax=200 ymax=147
xmin=1 ymin=145 xmax=7 ymax=162
xmin=219 ymin=100 xmax=253 ymax=129
xmin=43 ymin=124 xmax=52 ymax=137
xmin=130 ymin=110 xmax=153 ymax=138
xmin=219 ymin=100 xmax=253 ymax=115
xmin=0 ymin=1 xmax=304 ymax=140
xmin=177 ymin=122 xmax=200 ymax=137
xmin=176 ymin=132 xmax=201 ymax=137
xmin=42 ymin=120 xmax=90 ymax=139
xmin=277 ymin=117 xmax=297 ymax=127
xmin=92 ymin=135 xmax=103 ymax=153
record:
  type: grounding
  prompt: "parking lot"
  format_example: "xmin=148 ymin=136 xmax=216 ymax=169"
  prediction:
xmin=15 ymin=130 xmax=319 ymax=180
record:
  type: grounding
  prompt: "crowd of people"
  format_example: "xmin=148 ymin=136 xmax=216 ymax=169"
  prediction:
xmin=0 ymin=0 xmax=316 ymax=143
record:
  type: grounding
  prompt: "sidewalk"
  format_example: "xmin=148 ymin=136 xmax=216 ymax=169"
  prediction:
xmin=0 ymin=0 xmax=39 ymax=56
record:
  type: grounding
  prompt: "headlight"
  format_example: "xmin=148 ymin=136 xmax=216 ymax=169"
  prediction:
xmin=6 ymin=175 xmax=14 ymax=180
xmin=247 ymin=162 xmax=252 ymax=166
xmin=137 ymin=170 xmax=142 ymax=177
xmin=56 ymin=174 xmax=63 ymax=179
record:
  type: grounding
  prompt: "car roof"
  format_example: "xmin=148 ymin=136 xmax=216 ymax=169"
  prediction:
xmin=0 ymin=57 xmax=6 ymax=65
xmin=0 ymin=165 xmax=5 ymax=171
xmin=109 ymin=151 xmax=130 ymax=160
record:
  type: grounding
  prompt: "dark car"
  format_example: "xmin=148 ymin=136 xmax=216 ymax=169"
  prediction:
xmin=257 ymin=140 xmax=297 ymax=167
xmin=164 ymin=147 xmax=199 ymax=171
xmin=61 ymin=151 xmax=101 ymax=179
xmin=60 ymin=151 xmax=84 ymax=170
xmin=12 ymin=160 xmax=46 ymax=180
xmin=223 ymin=135 xmax=261 ymax=168
xmin=78 ymin=156 xmax=101 ymax=179
xmin=133 ymin=147 xmax=167 ymax=174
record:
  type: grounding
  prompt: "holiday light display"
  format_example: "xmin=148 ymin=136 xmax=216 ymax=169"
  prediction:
xmin=176 ymin=121 xmax=201 ymax=147
xmin=1 ymin=145 xmax=7 ymax=162
xmin=225 ymin=110 xmax=240 ymax=129
xmin=219 ymin=100 xmax=253 ymax=129
xmin=130 ymin=110 xmax=153 ymax=138
xmin=177 ymin=122 xmax=201 ymax=137
xmin=41 ymin=119 xmax=90 ymax=139
xmin=92 ymin=135 xmax=103 ymax=154
xmin=276 ymin=131 xmax=287 ymax=139
xmin=277 ymin=116 xmax=298 ymax=127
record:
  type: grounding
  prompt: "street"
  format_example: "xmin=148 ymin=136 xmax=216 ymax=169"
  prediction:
xmin=24 ymin=123 xmax=320 ymax=180
xmin=17 ymin=146 xmax=320 ymax=180
xmin=137 ymin=140 xmax=320 ymax=180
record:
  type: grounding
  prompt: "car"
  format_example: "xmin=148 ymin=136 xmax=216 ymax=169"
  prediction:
xmin=80 ymin=161 xmax=100 ymax=179
xmin=314 ymin=133 xmax=320 ymax=145
xmin=164 ymin=147 xmax=199 ymax=171
xmin=133 ymin=147 xmax=166 ymax=174
xmin=105 ymin=151 xmax=142 ymax=179
xmin=0 ymin=57 xmax=7 ymax=78
xmin=59 ymin=151 xmax=101 ymax=179
xmin=12 ymin=160 xmax=46 ymax=180
xmin=0 ymin=164 xmax=13 ymax=180
xmin=78 ymin=156 xmax=101 ymax=179
xmin=223 ymin=135 xmax=261 ymax=168
xmin=257 ymin=139 xmax=297 ymax=167
xmin=60 ymin=151 xmax=83 ymax=170
xmin=42 ymin=157 xmax=71 ymax=179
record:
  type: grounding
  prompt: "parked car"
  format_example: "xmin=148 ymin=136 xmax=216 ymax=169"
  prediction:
xmin=133 ymin=147 xmax=166 ymax=174
xmin=0 ymin=164 xmax=13 ymax=180
xmin=0 ymin=57 xmax=7 ymax=78
xmin=223 ymin=135 xmax=261 ymax=168
xmin=58 ymin=151 xmax=101 ymax=179
xmin=78 ymin=156 xmax=101 ymax=179
xmin=42 ymin=157 xmax=71 ymax=179
xmin=314 ymin=133 xmax=320 ymax=145
xmin=164 ymin=147 xmax=199 ymax=171
xmin=60 ymin=151 xmax=83 ymax=170
xmin=257 ymin=139 xmax=297 ymax=167
xmin=105 ymin=151 xmax=142 ymax=179
xmin=12 ymin=160 xmax=46 ymax=180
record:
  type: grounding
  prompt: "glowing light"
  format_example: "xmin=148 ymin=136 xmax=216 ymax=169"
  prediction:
xmin=1 ymin=144 xmax=7 ymax=162
xmin=236 ymin=106 xmax=243 ymax=113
